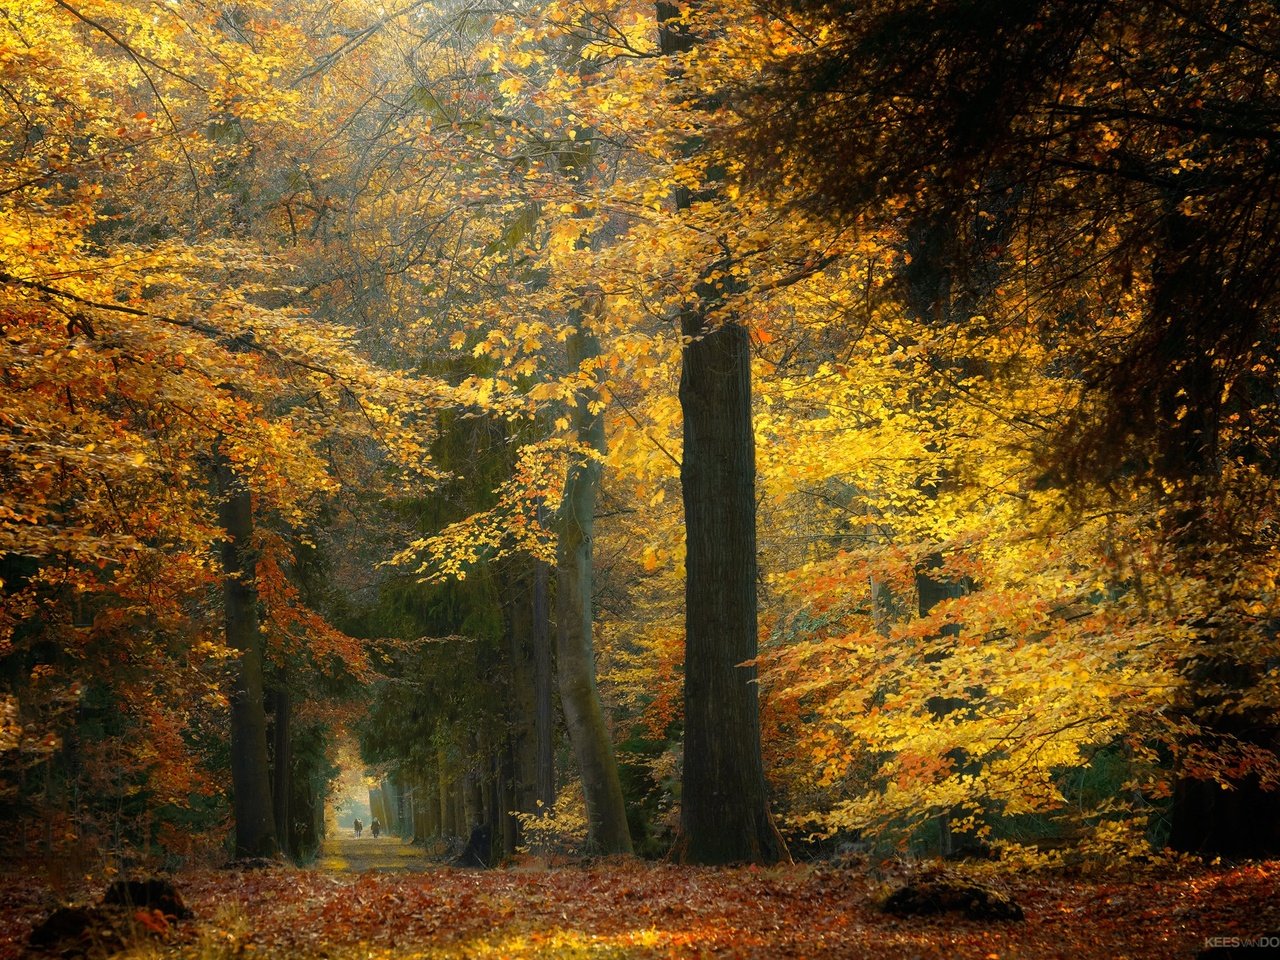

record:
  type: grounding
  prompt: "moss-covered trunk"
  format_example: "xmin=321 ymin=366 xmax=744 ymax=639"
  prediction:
xmin=555 ymin=319 xmax=632 ymax=855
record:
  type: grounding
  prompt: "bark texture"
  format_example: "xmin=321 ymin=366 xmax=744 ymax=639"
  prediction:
xmin=659 ymin=0 xmax=787 ymax=865
xmin=555 ymin=321 xmax=633 ymax=855
xmin=676 ymin=308 xmax=787 ymax=865
xmin=502 ymin=558 xmax=556 ymax=825
xmin=533 ymin=559 xmax=556 ymax=810
xmin=216 ymin=454 xmax=279 ymax=861
xmin=270 ymin=684 xmax=291 ymax=859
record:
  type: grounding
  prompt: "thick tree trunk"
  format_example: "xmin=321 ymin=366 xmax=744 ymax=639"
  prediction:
xmin=498 ymin=742 xmax=518 ymax=857
xmin=305 ymin=764 xmax=325 ymax=854
xmin=676 ymin=306 xmax=787 ymax=865
xmin=270 ymin=684 xmax=291 ymax=859
xmin=658 ymin=1 xmax=787 ymax=866
xmin=437 ymin=746 xmax=451 ymax=837
xmin=555 ymin=320 xmax=633 ymax=855
xmin=476 ymin=732 xmax=494 ymax=830
xmin=389 ymin=774 xmax=405 ymax=835
xmin=424 ymin=772 xmax=440 ymax=838
xmin=463 ymin=765 xmax=483 ymax=832
xmin=502 ymin=555 xmax=556 ymax=851
xmin=533 ymin=559 xmax=556 ymax=810
xmin=503 ymin=558 xmax=553 ymax=826
xmin=451 ymin=777 xmax=466 ymax=837
xmin=216 ymin=454 xmax=279 ymax=861
xmin=414 ymin=774 xmax=428 ymax=839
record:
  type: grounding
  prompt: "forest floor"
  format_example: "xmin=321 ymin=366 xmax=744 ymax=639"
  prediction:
xmin=313 ymin=833 xmax=439 ymax=874
xmin=2 ymin=849 xmax=1277 ymax=959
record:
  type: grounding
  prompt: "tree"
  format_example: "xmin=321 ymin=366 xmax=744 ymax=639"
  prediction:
xmin=0 ymin=0 xmax=441 ymax=859
xmin=216 ymin=454 xmax=280 ymax=860
xmin=361 ymin=2 xmax=646 ymax=854
xmin=556 ymin=313 xmax=633 ymax=854
xmin=657 ymin=1 xmax=788 ymax=865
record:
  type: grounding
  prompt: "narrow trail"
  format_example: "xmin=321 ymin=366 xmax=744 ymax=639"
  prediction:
xmin=313 ymin=831 xmax=441 ymax=873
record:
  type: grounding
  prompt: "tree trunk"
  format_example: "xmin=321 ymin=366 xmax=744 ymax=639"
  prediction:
xmin=675 ymin=302 xmax=788 ymax=864
xmin=658 ymin=1 xmax=787 ymax=866
xmin=533 ymin=559 xmax=556 ymax=811
xmin=463 ymin=765 xmax=483 ymax=832
xmin=216 ymin=453 xmax=279 ymax=861
xmin=502 ymin=558 xmax=552 ymax=828
xmin=270 ymin=683 xmax=291 ymax=860
xmin=898 ymin=208 xmax=991 ymax=857
xmin=476 ymin=732 xmax=494 ymax=830
xmin=555 ymin=318 xmax=633 ymax=855
xmin=499 ymin=741 xmax=518 ymax=857
xmin=427 ymin=771 xmax=441 ymax=838
xmin=389 ymin=774 xmax=404 ymax=835
xmin=451 ymin=777 xmax=466 ymax=837
xmin=437 ymin=746 xmax=451 ymax=837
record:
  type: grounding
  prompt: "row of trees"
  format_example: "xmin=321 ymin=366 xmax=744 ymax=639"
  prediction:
xmin=3 ymin=0 xmax=1278 ymax=868
xmin=0 ymin=0 xmax=442 ymax=862
xmin=355 ymin=0 xmax=1280 ymax=863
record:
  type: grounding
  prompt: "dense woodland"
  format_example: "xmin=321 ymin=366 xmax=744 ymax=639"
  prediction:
xmin=2 ymin=0 xmax=1280 ymax=909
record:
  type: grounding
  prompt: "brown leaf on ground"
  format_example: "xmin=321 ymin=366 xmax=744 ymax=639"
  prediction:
xmin=0 ymin=861 xmax=1276 ymax=959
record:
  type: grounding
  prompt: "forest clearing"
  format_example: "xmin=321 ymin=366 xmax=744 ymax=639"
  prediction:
xmin=3 ymin=0 xmax=1280 ymax=956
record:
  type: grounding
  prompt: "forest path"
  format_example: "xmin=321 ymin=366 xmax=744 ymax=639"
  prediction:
xmin=313 ymin=832 xmax=440 ymax=873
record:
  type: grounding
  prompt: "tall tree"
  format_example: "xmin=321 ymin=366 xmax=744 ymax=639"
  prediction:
xmin=532 ymin=559 xmax=556 ymax=813
xmin=216 ymin=452 xmax=280 ymax=860
xmin=0 ymin=0 xmax=442 ymax=858
xmin=658 ymin=1 xmax=788 ymax=865
xmin=556 ymin=315 xmax=633 ymax=855
xmin=270 ymin=680 xmax=292 ymax=859
xmin=500 ymin=554 xmax=556 ymax=842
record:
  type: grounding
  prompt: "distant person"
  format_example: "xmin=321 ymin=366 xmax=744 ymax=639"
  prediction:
xmin=353 ymin=819 xmax=362 ymax=837
xmin=371 ymin=818 xmax=381 ymax=838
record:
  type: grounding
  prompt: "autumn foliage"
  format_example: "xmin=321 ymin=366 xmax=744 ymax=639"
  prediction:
xmin=3 ymin=859 xmax=1280 ymax=959
xmin=2 ymin=0 xmax=1280 ymax=888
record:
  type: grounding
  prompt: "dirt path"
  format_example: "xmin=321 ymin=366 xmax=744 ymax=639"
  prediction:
xmin=313 ymin=832 xmax=440 ymax=873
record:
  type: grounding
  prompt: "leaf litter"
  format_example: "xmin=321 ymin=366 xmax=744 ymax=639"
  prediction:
xmin=1 ymin=860 xmax=1276 ymax=959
